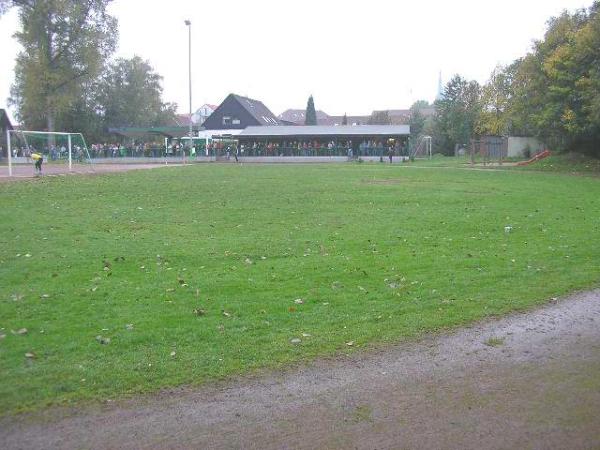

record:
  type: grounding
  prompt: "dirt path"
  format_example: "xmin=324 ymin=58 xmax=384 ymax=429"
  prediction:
xmin=2 ymin=290 xmax=600 ymax=450
xmin=0 ymin=163 xmax=179 ymax=182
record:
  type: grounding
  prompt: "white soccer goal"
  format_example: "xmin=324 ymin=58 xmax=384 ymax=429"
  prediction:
xmin=411 ymin=135 xmax=433 ymax=159
xmin=6 ymin=130 xmax=93 ymax=176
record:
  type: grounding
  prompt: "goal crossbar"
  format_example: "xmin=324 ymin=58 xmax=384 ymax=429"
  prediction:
xmin=6 ymin=130 xmax=92 ymax=176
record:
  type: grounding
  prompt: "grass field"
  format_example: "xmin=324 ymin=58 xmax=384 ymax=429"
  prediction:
xmin=1 ymin=163 xmax=599 ymax=414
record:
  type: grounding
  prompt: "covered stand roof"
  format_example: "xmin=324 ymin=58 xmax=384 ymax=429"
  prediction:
xmin=108 ymin=126 xmax=202 ymax=139
xmin=237 ymin=125 xmax=410 ymax=138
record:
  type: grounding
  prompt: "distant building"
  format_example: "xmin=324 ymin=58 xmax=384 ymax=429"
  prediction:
xmin=192 ymin=104 xmax=218 ymax=125
xmin=279 ymin=109 xmax=334 ymax=126
xmin=280 ymin=106 xmax=435 ymax=127
xmin=174 ymin=114 xmax=193 ymax=127
xmin=173 ymin=104 xmax=218 ymax=127
xmin=279 ymin=109 xmax=370 ymax=126
xmin=203 ymin=94 xmax=280 ymax=130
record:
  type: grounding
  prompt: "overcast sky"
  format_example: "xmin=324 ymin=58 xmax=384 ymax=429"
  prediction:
xmin=0 ymin=0 xmax=590 ymax=123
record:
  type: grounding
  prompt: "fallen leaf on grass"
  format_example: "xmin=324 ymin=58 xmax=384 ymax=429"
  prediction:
xmin=125 ymin=324 xmax=134 ymax=331
xmin=25 ymin=352 xmax=36 ymax=359
xmin=244 ymin=258 xmax=253 ymax=265
xmin=95 ymin=336 xmax=110 ymax=345
xmin=193 ymin=308 xmax=206 ymax=316
xmin=170 ymin=351 xmax=176 ymax=357
xmin=0 ymin=334 xmax=6 ymax=340
xmin=222 ymin=310 xmax=231 ymax=317
xmin=290 ymin=338 xmax=301 ymax=344
xmin=14 ymin=328 xmax=28 ymax=335
xmin=40 ymin=294 xmax=50 ymax=299
xmin=288 ymin=306 xmax=297 ymax=313
xmin=302 ymin=333 xmax=312 ymax=338
xmin=331 ymin=281 xmax=343 ymax=290
xmin=346 ymin=341 xmax=355 ymax=347
xmin=11 ymin=293 xmax=24 ymax=302
xmin=294 ymin=298 xmax=304 ymax=304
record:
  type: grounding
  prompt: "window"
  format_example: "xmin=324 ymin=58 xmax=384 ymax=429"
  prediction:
xmin=232 ymin=118 xmax=241 ymax=125
xmin=222 ymin=116 xmax=231 ymax=126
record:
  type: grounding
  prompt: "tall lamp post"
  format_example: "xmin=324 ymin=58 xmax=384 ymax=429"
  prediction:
xmin=185 ymin=19 xmax=192 ymax=163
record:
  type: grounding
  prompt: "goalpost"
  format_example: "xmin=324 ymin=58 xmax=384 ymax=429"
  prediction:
xmin=410 ymin=135 xmax=432 ymax=159
xmin=6 ymin=130 xmax=93 ymax=176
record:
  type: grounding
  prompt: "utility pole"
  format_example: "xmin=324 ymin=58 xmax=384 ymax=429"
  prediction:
xmin=185 ymin=19 xmax=192 ymax=164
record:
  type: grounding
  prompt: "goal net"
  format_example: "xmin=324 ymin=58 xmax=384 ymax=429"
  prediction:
xmin=6 ymin=130 xmax=93 ymax=176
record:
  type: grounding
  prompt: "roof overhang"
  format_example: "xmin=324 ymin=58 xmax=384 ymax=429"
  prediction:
xmin=109 ymin=126 xmax=203 ymax=139
xmin=237 ymin=125 xmax=410 ymax=138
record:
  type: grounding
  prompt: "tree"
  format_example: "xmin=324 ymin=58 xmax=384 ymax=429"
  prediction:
xmin=7 ymin=0 xmax=118 ymax=133
xmin=433 ymin=75 xmax=481 ymax=155
xmin=99 ymin=56 xmax=176 ymax=129
xmin=408 ymin=100 xmax=430 ymax=139
xmin=342 ymin=113 xmax=348 ymax=125
xmin=368 ymin=110 xmax=391 ymax=125
xmin=305 ymin=95 xmax=317 ymax=125
xmin=507 ymin=3 xmax=600 ymax=153
xmin=476 ymin=65 xmax=515 ymax=136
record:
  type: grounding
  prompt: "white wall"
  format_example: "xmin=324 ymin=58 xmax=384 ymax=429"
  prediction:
xmin=507 ymin=137 xmax=545 ymax=158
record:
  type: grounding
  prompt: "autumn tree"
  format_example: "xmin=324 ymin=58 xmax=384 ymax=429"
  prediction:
xmin=476 ymin=65 xmax=515 ymax=136
xmin=433 ymin=75 xmax=481 ymax=155
xmin=99 ymin=56 xmax=177 ymax=129
xmin=508 ymin=3 xmax=600 ymax=153
xmin=6 ymin=0 xmax=118 ymax=133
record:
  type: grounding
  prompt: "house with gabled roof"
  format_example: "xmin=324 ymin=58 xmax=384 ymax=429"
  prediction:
xmin=202 ymin=94 xmax=280 ymax=130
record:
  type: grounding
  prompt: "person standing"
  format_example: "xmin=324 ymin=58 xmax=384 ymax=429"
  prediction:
xmin=388 ymin=145 xmax=394 ymax=164
xmin=31 ymin=152 xmax=43 ymax=176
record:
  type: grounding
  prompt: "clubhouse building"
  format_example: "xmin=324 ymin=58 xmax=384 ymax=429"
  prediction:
xmin=109 ymin=93 xmax=410 ymax=157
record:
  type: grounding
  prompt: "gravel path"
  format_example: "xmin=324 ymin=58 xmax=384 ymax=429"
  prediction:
xmin=0 ymin=163 xmax=177 ymax=181
xmin=2 ymin=290 xmax=599 ymax=450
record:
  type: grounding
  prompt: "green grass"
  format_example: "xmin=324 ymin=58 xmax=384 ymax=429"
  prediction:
xmin=512 ymin=153 xmax=600 ymax=175
xmin=1 ymin=164 xmax=599 ymax=414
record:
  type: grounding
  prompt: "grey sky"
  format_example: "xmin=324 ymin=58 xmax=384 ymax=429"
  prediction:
xmin=0 ymin=0 xmax=590 ymax=124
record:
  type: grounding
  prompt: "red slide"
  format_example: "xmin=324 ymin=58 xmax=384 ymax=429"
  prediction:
xmin=516 ymin=149 xmax=551 ymax=166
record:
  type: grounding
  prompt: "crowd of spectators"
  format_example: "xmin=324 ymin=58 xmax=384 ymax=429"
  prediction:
xmin=6 ymin=139 xmax=408 ymax=160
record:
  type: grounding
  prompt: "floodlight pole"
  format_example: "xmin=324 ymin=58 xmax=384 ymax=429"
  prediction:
xmin=185 ymin=19 xmax=192 ymax=165
xmin=7 ymin=129 xmax=12 ymax=177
